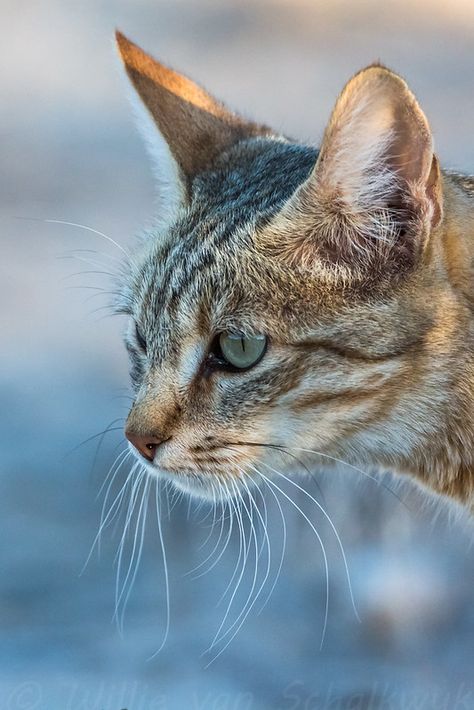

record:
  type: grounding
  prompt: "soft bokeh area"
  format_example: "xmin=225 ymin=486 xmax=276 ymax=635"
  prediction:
xmin=1 ymin=1 xmax=473 ymax=708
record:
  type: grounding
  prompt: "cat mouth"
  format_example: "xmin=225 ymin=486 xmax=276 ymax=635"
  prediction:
xmin=124 ymin=431 xmax=284 ymax=501
xmin=127 ymin=441 xmax=261 ymax=499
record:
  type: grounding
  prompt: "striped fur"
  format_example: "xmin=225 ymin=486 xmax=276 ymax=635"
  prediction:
xmin=117 ymin=33 xmax=474 ymax=507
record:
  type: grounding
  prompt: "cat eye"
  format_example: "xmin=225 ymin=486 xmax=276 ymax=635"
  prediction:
xmin=135 ymin=323 xmax=147 ymax=352
xmin=210 ymin=332 xmax=267 ymax=371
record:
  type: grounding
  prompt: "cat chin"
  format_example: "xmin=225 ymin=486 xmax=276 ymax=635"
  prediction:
xmin=165 ymin=475 xmax=221 ymax=502
xmin=145 ymin=462 xmax=255 ymax=502
xmin=127 ymin=445 xmax=259 ymax=501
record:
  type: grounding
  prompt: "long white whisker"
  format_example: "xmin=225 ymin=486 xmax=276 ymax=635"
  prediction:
xmin=195 ymin=480 xmax=235 ymax=579
xmin=256 ymin=467 xmax=329 ymax=651
xmin=282 ymin=445 xmax=410 ymax=511
xmin=96 ymin=448 xmax=134 ymax=557
xmin=195 ymin=481 xmax=218 ymax=529
xmin=196 ymin=481 xmax=219 ymax=542
xmin=209 ymin=472 xmax=272 ymax=655
xmin=119 ymin=467 xmax=148 ymax=574
xmin=59 ymin=247 xmax=125 ymax=270
xmin=114 ymin=469 xmax=146 ymax=633
xmin=188 ymin=484 xmax=231 ymax=579
xmin=167 ymin=481 xmax=183 ymax=515
xmin=218 ymin=477 xmax=260 ymax=636
xmin=81 ymin=457 xmax=136 ymax=575
xmin=148 ymin=477 xmax=171 ymax=658
xmin=207 ymin=478 xmax=249 ymax=653
xmin=62 ymin=269 xmax=119 ymax=282
xmin=45 ymin=219 xmax=131 ymax=260
xmin=115 ymin=471 xmax=148 ymax=630
xmin=97 ymin=447 xmax=131 ymax=503
xmin=262 ymin=460 xmax=360 ymax=624
xmin=119 ymin=473 xmax=151 ymax=633
xmin=256 ymin=475 xmax=287 ymax=614
xmin=214 ymin=481 xmax=243 ymax=606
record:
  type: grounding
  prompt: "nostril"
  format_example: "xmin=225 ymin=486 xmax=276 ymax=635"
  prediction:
xmin=125 ymin=430 xmax=171 ymax=462
xmin=142 ymin=442 xmax=157 ymax=461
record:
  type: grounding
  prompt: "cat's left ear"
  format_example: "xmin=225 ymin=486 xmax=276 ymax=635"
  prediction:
xmin=266 ymin=65 xmax=443 ymax=273
xmin=116 ymin=31 xmax=267 ymax=224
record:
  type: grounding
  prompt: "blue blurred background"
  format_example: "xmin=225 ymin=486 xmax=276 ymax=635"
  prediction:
xmin=1 ymin=1 xmax=473 ymax=708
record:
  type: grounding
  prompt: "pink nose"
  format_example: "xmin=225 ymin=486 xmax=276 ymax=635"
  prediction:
xmin=125 ymin=430 xmax=169 ymax=462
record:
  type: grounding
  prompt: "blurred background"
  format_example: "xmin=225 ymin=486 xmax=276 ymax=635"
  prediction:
xmin=1 ymin=0 xmax=474 ymax=708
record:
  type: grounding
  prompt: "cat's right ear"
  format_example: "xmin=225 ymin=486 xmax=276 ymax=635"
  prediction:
xmin=261 ymin=64 xmax=443 ymax=277
xmin=116 ymin=31 xmax=266 ymax=224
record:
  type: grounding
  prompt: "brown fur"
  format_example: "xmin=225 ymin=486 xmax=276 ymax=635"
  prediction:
xmin=267 ymin=191 xmax=474 ymax=506
xmin=116 ymin=31 xmax=268 ymax=186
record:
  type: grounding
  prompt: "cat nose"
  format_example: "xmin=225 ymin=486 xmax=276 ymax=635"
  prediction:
xmin=125 ymin=430 xmax=170 ymax=462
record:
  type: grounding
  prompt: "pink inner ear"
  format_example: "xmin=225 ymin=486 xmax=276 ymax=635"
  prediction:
xmin=258 ymin=66 xmax=443 ymax=274
xmin=309 ymin=66 xmax=442 ymax=230
xmin=388 ymin=101 xmax=434 ymax=186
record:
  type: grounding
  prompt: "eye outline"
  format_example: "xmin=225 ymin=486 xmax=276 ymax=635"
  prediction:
xmin=206 ymin=331 xmax=268 ymax=373
xmin=134 ymin=322 xmax=147 ymax=353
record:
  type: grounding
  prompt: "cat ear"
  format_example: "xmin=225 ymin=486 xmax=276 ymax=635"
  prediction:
xmin=116 ymin=31 xmax=267 ymax=210
xmin=268 ymin=65 xmax=443 ymax=273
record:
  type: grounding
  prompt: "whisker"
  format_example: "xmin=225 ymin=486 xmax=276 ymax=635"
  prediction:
xmin=256 ymin=475 xmax=287 ymax=614
xmin=197 ymin=481 xmax=219 ymax=536
xmin=98 ymin=447 xmax=132 ymax=512
xmin=148 ymin=477 xmax=171 ymax=658
xmin=73 ymin=420 xmax=125 ymax=453
xmin=187 ymin=487 xmax=231 ymax=580
xmin=81 ymin=456 xmax=135 ymax=575
xmin=114 ymin=468 xmax=146 ymax=633
xmin=209 ymin=472 xmax=272 ymax=656
xmin=63 ymin=284 xmax=113 ymax=292
xmin=230 ymin=440 xmax=409 ymax=512
xmin=86 ymin=303 xmax=123 ymax=319
xmin=43 ymin=218 xmax=131 ymax=260
xmin=115 ymin=469 xmax=147 ymax=633
xmin=207 ymin=478 xmax=249 ymax=653
xmin=216 ymin=479 xmax=246 ymax=605
xmin=281 ymin=445 xmax=411 ymax=513
xmin=96 ymin=451 xmax=135 ymax=559
xmin=61 ymin=269 xmax=119 ymax=282
xmin=194 ymin=485 xmax=217 ymax=529
xmin=58 ymin=247 xmax=126 ymax=268
xmin=119 ymin=472 xmax=152 ymax=632
xmin=255 ymin=466 xmax=329 ymax=651
xmin=193 ymin=480 xmax=235 ymax=579
xmin=261 ymin=460 xmax=360 ymax=624
xmin=215 ymin=476 xmax=261 ymax=640
xmin=268 ymin=446 xmax=327 ymax=505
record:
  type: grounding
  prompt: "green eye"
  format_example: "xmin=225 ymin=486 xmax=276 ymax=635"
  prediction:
xmin=217 ymin=332 xmax=267 ymax=370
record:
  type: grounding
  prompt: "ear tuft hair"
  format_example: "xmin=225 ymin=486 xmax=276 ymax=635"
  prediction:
xmin=260 ymin=64 xmax=443 ymax=277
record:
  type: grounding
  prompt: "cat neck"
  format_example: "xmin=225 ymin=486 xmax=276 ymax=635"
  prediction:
xmin=401 ymin=174 xmax=474 ymax=507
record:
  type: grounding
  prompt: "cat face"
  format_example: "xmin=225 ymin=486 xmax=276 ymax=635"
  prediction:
xmin=116 ymin=33 xmax=444 ymax=499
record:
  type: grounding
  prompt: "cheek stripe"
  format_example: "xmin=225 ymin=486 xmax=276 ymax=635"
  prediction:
xmin=290 ymin=387 xmax=377 ymax=412
xmin=292 ymin=339 xmax=410 ymax=362
xmin=288 ymin=361 xmax=405 ymax=412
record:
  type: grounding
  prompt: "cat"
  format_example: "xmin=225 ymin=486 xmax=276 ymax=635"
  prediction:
xmin=115 ymin=31 xmax=474 ymax=508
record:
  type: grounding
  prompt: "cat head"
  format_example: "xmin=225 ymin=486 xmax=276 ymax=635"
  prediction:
xmin=116 ymin=32 xmax=445 ymax=499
